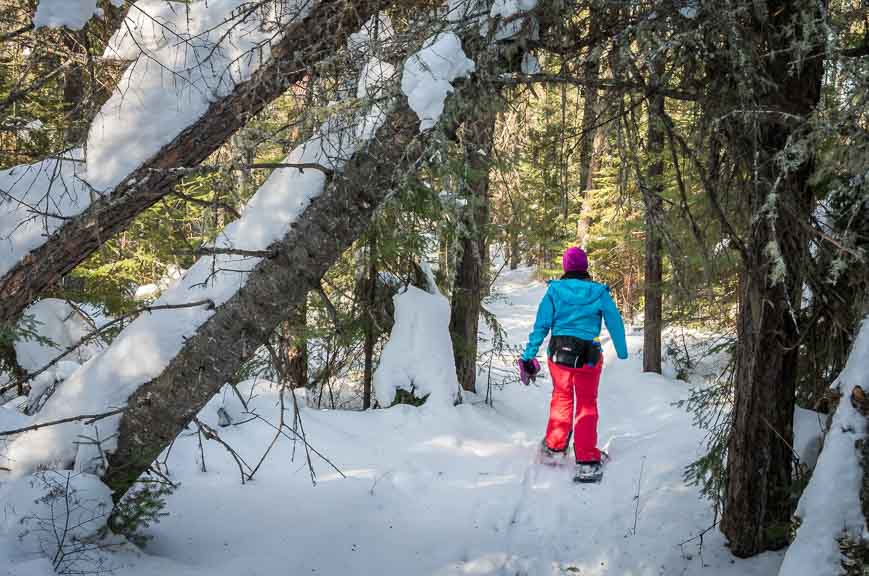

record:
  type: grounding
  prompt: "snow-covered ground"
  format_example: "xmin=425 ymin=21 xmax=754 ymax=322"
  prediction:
xmin=4 ymin=267 xmax=792 ymax=575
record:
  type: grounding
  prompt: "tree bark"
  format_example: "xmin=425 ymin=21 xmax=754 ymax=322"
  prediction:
xmin=575 ymin=4 xmax=603 ymax=248
xmin=362 ymin=232 xmax=377 ymax=409
xmin=720 ymin=0 xmax=824 ymax=557
xmin=0 ymin=0 xmax=390 ymax=327
xmin=508 ymin=225 xmax=520 ymax=270
xmin=642 ymin=59 xmax=665 ymax=374
xmin=449 ymin=91 xmax=497 ymax=394
xmin=282 ymin=300 xmax=308 ymax=389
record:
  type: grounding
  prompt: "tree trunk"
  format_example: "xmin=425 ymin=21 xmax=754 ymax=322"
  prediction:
xmin=575 ymin=4 xmax=603 ymax=248
xmin=437 ymin=234 xmax=450 ymax=287
xmin=282 ymin=300 xmax=308 ymax=389
xmin=0 ymin=0 xmax=391 ymax=326
xmin=61 ymin=31 xmax=88 ymax=146
xmin=509 ymin=225 xmax=520 ymax=270
xmin=642 ymin=60 xmax=665 ymax=374
xmin=449 ymin=92 xmax=497 ymax=394
xmin=723 ymin=232 xmax=805 ymax=553
xmin=721 ymin=0 xmax=824 ymax=557
xmin=362 ymin=233 xmax=377 ymax=409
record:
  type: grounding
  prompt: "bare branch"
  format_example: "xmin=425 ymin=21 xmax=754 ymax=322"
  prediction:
xmin=0 ymin=408 xmax=125 ymax=437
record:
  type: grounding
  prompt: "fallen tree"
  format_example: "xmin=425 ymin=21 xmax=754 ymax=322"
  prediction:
xmin=4 ymin=3 xmax=561 ymax=505
xmin=0 ymin=0 xmax=391 ymax=326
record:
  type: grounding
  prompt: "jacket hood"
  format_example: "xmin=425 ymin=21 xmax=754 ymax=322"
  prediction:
xmin=548 ymin=279 xmax=608 ymax=306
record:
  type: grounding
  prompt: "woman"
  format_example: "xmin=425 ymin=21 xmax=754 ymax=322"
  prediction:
xmin=519 ymin=247 xmax=628 ymax=482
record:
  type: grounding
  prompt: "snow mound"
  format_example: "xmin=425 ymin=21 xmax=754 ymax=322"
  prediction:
xmin=778 ymin=316 xmax=869 ymax=576
xmin=374 ymin=286 xmax=461 ymax=408
xmin=401 ymin=32 xmax=475 ymax=132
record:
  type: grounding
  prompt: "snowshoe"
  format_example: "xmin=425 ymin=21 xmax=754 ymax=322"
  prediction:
xmin=573 ymin=460 xmax=604 ymax=483
xmin=536 ymin=440 xmax=565 ymax=467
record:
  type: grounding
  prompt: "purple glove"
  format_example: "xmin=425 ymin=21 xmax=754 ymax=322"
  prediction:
xmin=518 ymin=358 xmax=541 ymax=385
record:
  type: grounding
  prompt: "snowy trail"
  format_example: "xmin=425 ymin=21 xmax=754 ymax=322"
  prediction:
xmin=5 ymin=268 xmax=787 ymax=576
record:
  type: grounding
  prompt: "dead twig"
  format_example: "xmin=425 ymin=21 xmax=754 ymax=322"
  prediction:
xmin=193 ymin=417 xmax=251 ymax=484
xmin=631 ymin=456 xmax=646 ymax=535
xmin=242 ymin=410 xmax=345 ymax=481
xmin=0 ymin=408 xmax=125 ymax=437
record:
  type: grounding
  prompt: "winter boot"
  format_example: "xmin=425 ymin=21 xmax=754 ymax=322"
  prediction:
xmin=537 ymin=440 xmax=563 ymax=466
xmin=573 ymin=460 xmax=603 ymax=483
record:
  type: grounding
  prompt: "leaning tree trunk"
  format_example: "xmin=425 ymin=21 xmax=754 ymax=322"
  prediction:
xmin=101 ymin=104 xmax=422 ymax=500
xmin=642 ymin=59 xmax=665 ymax=374
xmin=449 ymin=90 xmax=498 ymax=394
xmin=0 ymin=0 xmax=390 ymax=326
xmin=720 ymin=0 xmax=824 ymax=557
xmin=99 ymin=15 xmax=553 ymax=500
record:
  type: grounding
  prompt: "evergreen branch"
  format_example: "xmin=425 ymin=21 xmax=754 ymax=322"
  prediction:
xmin=494 ymin=74 xmax=698 ymax=101
xmin=0 ymin=23 xmax=34 ymax=43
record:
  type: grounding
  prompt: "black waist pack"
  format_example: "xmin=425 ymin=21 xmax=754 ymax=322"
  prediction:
xmin=548 ymin=335 xmax=601 ymax=368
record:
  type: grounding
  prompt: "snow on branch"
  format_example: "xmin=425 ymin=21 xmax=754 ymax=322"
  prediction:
xmin=3 ymin=46 xmax=397 ymax=477
xmin=0 ymin=0 xmax=391 ymax=325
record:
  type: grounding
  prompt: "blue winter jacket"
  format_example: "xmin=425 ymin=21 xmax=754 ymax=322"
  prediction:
xmin=522 ymin=279 xmax=628 ymax=361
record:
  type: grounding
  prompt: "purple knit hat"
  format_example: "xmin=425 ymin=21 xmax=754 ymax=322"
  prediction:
xmin=562 ymin=247 xmax=588 ymax=272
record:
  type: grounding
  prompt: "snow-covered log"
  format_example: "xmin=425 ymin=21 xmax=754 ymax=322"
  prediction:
xmin=4 ymin=2 xmax=554 ymax=505
xmin=0 ymin=0 xmax=391 ymax=326
xmin=100 ymin=104 xmax=428 ymax=497
xmin=777 ymin=317 xmax=869 ymax=576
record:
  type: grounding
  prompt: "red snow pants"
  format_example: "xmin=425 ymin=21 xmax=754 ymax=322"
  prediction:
xmin=544 ymin=357 xmax=603 ymax=463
